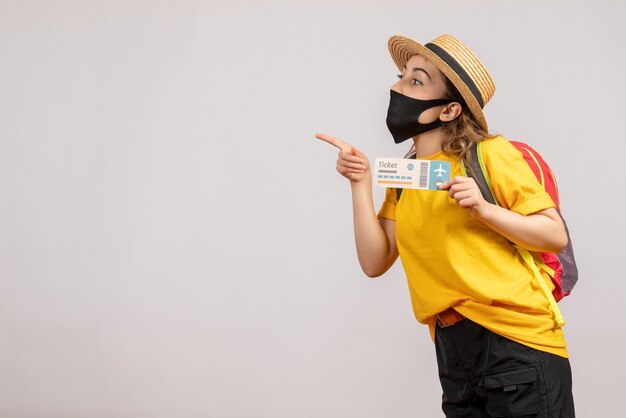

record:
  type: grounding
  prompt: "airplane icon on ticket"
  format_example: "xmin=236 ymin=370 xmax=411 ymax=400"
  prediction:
xmin=434 ymin=163 xmax=447 ymax=177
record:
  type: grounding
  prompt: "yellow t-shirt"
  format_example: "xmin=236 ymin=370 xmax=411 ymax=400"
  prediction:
xmin=377 ymin=136 xmax=568 ymax=358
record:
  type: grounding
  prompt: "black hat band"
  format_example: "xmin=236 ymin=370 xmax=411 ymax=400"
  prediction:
xmin=425 ymin=42 xmax=484 ymax=108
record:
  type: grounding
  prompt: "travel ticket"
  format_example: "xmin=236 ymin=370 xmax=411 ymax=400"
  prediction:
xmin=374 ymin=158 xmax=451 ymax=190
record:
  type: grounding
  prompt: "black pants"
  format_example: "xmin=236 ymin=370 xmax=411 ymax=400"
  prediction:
xmin=435 ymin=317 xmax=575 ymax=417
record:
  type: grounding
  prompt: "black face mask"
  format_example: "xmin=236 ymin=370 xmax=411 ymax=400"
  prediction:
xmin=386 ymin=90 xmax=454 ymax=144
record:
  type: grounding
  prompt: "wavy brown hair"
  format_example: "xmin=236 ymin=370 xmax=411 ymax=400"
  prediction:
xmin=405 ymin=77 xmax=495 ymax=168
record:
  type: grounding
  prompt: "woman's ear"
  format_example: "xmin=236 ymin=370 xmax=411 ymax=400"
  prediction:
xmin=440 ymin=102 xmax=463 ymax=122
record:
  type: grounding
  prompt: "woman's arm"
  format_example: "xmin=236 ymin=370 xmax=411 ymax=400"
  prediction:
xmin=351 ymin=180 xmax=399 ymax=277
xmin=316 ymin=133 xmax=399 ymax=277
xmin=439 ymin=176 xmax=567 ymax=253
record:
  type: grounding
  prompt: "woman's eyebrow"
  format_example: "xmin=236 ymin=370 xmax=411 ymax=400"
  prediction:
xmin=401 ymin=64 xmax=431 ymax=80
xmin=411 ymin=67 xmax=431 ymax=80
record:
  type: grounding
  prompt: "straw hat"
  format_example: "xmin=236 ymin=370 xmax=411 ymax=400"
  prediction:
xmin=388 ymin=34 xmax=495 ymax=131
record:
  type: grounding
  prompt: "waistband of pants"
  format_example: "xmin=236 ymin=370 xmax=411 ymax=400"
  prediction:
xmin=436 ymin=307 xmax=465 ymax=328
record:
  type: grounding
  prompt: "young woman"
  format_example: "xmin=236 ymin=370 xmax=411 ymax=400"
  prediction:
xmin=316 ymin=34 xmax=575 ymax=417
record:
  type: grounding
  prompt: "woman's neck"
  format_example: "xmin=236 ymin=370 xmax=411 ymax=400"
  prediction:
xmin=412 ymin=127 xmax=444 ymax=158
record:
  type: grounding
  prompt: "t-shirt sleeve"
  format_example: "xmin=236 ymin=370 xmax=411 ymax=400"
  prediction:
xmin=377 ymin=187 xmax=398 ymax=220
xmin=481 ymin=137 xmax=555 ymax=216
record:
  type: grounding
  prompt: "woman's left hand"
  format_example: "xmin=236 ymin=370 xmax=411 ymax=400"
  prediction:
xmin=438 ymin=176 xmax=491 ymax=219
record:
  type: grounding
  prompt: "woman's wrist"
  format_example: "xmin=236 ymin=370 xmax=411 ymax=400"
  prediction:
xmin=350 ymin=172 xmax=372 ymax=189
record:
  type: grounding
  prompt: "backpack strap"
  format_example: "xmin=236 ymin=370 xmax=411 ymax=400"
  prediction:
xmin=460 ymin=142 xmax=497 ymax=205
xmin=516 ymin=246 xmax=566 ymax=327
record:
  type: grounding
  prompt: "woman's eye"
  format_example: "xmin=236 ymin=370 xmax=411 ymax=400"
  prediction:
xmin=397 ymin=74 xmax=421 ymax=85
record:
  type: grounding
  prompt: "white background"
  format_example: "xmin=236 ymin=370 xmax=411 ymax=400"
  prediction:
xmin=1 ymin=1 xmax=624 ymax=416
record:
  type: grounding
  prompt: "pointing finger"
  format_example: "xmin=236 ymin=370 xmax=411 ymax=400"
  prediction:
xmin=315 ymin=133 xmax=353 ymax=152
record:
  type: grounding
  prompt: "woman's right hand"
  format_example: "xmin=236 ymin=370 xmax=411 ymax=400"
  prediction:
xmin=315 ymin=133 xmax=370 ymax=183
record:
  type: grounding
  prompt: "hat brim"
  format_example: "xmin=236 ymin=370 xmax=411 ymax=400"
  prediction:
xmin=388 ymin=35 xmax=488 ymax=132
